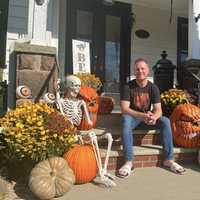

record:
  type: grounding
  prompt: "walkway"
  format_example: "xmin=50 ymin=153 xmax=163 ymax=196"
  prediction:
xmin=4 ymin=164 xmax=200 ymax=200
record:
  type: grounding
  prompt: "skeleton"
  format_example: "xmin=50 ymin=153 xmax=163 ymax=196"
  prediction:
xmin=55 ymin=75 xmax=116 ymax=187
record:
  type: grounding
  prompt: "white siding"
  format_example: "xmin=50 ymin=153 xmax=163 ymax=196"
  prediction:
xmin=7 ymin=0 xmax=28 ymax=34
xmin=131 ymin=4 xmax=188 ymax=77
xmin=3 ymin=0 xmax=29 ymax=79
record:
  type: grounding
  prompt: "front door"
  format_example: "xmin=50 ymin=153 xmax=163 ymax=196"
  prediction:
xmin=177 ymin=17 xmax=188 ymax=87
xmin=65 ymin=0 xmax=132 ymax=97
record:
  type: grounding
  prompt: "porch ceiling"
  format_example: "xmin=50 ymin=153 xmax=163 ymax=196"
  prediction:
xmin=132 ymin=0 xmax=188 ymax=14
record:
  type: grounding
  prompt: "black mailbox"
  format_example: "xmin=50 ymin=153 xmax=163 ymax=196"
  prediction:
xmin=153 ymin=51 xmax=176 ymax=93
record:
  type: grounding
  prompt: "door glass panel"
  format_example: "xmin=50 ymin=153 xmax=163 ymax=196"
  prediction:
xmin=76 ymin=10 xmax=93 ymax=71
xmin=104 ymin=15 xmax=120 ymax=93
xmin=76 ymin=10 xmax=93 ymax=40
xmin=180 ymin=23 xmax=188 ymax=63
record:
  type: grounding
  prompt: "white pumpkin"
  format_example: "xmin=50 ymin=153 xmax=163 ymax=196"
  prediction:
xmin=29 ymin=157 xmax=75 ymax=200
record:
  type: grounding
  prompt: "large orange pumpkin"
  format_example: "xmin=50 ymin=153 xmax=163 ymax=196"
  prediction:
xmin=78 ymin=85 xmax=99 ymax=130
xmin=63 ymin=144 xmax=98 ymax=184
xmin=170 ymin=103 xmax=200 ymax=148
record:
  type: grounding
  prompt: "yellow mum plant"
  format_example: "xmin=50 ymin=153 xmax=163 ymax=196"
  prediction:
xmin=74 ymin=73 xmax=102 ymax=91
xmin=0 ymin=102 xmax=76 ymax=161
xmin=160 ymin=89 xmax=193 ymax=116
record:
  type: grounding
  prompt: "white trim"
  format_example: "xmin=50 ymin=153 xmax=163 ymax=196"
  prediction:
xmin=27 ymin=0 xmax=34 ymax=39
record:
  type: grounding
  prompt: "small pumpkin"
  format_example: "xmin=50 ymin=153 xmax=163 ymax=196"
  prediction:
xmin=78 ymin=85 xmax=99 ymax=130
xmin=63 ymin=144 xmax=97 ymax=184
xmin=29 ymin=157 xmax=75 ymax=200
xmin=170 ymin=103 xmax=200 ymax=148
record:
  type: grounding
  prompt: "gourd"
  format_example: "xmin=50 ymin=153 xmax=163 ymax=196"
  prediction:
xmin=29 ymin=157 xmax=75 ymax=200
xmin=63 ymin=144 xmax=97 ymax=184
xmin=78 ymin=85 xmax=99 ymax=130
xmin=170 ymin=103 xmax=200 ymax=148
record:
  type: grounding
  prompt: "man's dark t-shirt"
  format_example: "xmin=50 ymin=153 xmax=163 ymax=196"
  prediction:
xmin=120 ymin=79 xmax=161 ymax=112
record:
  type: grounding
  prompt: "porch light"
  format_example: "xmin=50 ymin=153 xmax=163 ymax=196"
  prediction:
xmin=35 ymin=0 xmax=45 ymax=6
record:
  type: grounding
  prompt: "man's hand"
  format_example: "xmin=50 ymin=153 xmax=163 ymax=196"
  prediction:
xmin=144 ymin=111 xmax=157 ymax=125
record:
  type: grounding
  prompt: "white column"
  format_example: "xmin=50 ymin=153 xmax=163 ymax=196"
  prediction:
xmin=29 ymin=0 xmax=49 ymax=45
xmin=188 ymin=0 xmax=200 ymax=59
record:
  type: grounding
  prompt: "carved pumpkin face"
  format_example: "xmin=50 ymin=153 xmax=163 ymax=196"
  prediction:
xmin=79 ymin=85 xmax=99 ymax=113
xmin=170 ymin=103 xmax=200 ymax=148
xmin=78 ymin=85 xmax=99 ymax=130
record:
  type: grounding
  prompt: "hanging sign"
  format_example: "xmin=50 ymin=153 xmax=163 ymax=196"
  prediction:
xmin=72 ymin=39 xmax=91 ymax=73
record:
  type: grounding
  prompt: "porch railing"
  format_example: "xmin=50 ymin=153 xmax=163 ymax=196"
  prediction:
xmin=182 ymin=67 xmax=200 ymax=105
xmin=0 ymin=80 xmax=8 ymax=116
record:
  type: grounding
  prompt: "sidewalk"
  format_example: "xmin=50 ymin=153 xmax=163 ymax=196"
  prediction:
xmin=62 ymin=164 xmax=200 ymax=200
xmin=6 ymin=164 xmax=200 ymax=200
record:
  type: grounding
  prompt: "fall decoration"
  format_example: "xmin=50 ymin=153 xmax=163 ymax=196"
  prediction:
xmin=0 ymin=102 xmax=76 ymax=161
xmin=29 ymin=157 xmax=75 ymax=200
xmin=78 ymin=85 xmax=99 ymax=130
xmin=98 ymin=96 xmax=115 ymax=114
xmin=170 ymin=103 xmax=200 ymax=148
xmin=160 ymin=89 xmax=192 ymax=117
xmin=74 ymin=73 xmax=102 ymax=91
xmin=63 ymin=144 xmax=97 ymax=184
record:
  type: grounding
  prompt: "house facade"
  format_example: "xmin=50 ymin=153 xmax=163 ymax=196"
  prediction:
xmin=1 ymin=0 xmax=200 ymax=107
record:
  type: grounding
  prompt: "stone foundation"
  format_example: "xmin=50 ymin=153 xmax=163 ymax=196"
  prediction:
xmin=8 ymin=43 xmax=58 ymax=108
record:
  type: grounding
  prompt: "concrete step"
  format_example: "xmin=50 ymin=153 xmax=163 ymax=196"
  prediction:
xmin=99 ymin=144 xmax=198 ymax=170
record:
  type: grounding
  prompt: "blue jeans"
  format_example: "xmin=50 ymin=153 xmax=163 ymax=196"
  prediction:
xmin=121 ymin=114 xmax=174 ymax=161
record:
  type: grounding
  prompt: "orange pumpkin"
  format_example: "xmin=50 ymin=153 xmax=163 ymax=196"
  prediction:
xmin=63 ymin=144 xmax=98 ymax=184
xmin=78 ymin=85 xmax=99 ymax=130
xmin=170 ymin=103 xmax=200 ymax=148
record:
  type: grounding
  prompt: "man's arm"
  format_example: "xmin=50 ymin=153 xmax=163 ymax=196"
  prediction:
xmin=120 ymin=100 xmax=150 ymax=121
xmin=152 ymin=102 xmax=162 ymax=119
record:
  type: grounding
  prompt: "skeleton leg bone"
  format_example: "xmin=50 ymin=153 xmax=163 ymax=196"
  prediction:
xmin=89 ymin=131 xmax=116 ymax=187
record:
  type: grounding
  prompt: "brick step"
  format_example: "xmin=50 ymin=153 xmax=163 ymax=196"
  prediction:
xmin=99 ymin=145 xmax=198 ymax=170
xmin=93 ymin=113 xmax=198 ymax=169
xmin=92 ymin=128 xmax=160 ymax=146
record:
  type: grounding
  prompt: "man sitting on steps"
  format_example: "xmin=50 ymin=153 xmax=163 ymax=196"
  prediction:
xmin=117 ymin=58 xmax=186 ymax=178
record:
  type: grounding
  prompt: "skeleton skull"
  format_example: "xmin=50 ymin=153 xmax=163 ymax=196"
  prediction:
xmin=65 ymin=75 xmax=81 ymax=98
xmin=170 ymin=103 xmax=200 ymax=148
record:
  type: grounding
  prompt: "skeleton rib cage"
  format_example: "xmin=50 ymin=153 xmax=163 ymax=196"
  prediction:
xmin=57 ymin=98 xmax=83 ymax=127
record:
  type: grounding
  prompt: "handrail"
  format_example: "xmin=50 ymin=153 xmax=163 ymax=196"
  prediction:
xmin=183 ymin=67 xmax=200 ymax=106
xmin=184 ymin=67 xmax=200 ymax=82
